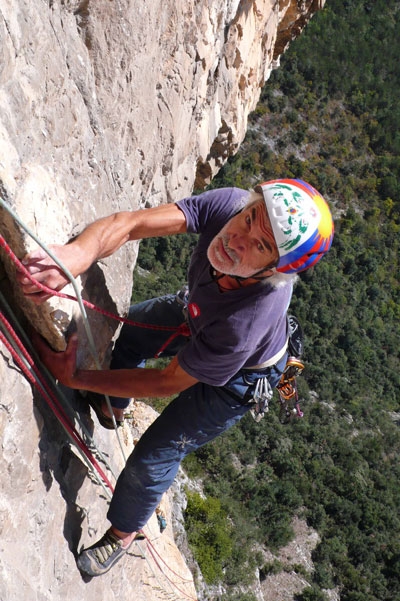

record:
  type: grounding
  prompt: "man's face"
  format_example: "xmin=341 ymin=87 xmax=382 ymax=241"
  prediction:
xmin=207 ymin=200 xmax=279 ymax=279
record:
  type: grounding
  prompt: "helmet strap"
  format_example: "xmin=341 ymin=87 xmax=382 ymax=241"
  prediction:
xmin=227 ymin=263 xmax=277 ymax=284
xmin=210 ymin=265 xmax=275 ymax=291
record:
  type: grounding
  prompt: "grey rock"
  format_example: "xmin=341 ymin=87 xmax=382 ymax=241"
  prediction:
xmin=0 ymin=1 xmax=324 ymax=599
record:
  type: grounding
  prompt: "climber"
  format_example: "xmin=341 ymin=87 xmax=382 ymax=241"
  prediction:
xmin=18 ymin=179 xmax=334 ymax=577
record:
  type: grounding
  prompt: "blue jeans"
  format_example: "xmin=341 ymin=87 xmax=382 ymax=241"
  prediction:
xmin=107 ymin=294 xmax=286 ymax=533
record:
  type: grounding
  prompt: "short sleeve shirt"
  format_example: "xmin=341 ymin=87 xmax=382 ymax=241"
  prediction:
xmin=175 ymin=187 xmax=292 ymax=386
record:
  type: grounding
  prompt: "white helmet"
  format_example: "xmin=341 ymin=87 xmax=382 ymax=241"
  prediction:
xmin=255 ymin=179 xmax=334 ymax=273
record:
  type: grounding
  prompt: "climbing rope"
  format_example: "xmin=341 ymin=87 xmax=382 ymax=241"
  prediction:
xmin=141 ymin=534 xmax=196 ymax=600
xmin=0 ymin=195 xmax=189 ymax=461
xmin=0 ymin=196 xmax=130 ymax=463
xmin=0 ymin=297 xmax=196 ymax=598
xmin=133 ymin=533 xmax=197 ymax=601
xmin=0 ymin=289 xmax=119 ymax=486
xmin=0 ymin=196 xmax=190 ymax=347
xmin=0 ymin=231 xmax=190 ymax=356
xmin=0 ymin=197 xmax=197 ymax=598
xmin=0 ymin=305 xmax=115 ymax=497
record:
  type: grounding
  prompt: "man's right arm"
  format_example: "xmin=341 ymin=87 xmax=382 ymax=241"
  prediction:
xmin=17 ymin=203 xmax=187 ymax=304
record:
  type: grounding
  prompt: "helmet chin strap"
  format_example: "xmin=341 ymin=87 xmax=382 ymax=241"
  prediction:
xmin=224 ymin=263 xmax=277 ymax=286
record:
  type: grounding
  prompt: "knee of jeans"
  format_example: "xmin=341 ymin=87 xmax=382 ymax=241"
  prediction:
xmin=109 ymin=396 xmax=131 ymax=409
xmin=128 ymin=436 xmax=181 ymax=469
xmin=125 ymin=453 xmax=180 ymax=489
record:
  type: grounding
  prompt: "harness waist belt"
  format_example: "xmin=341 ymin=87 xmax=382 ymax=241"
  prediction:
xmin=245 ymin=338 xmax=288 ymax=370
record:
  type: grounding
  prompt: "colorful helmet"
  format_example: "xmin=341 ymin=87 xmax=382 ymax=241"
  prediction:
xmin=255 ymin=179 xmax=334 ymax=274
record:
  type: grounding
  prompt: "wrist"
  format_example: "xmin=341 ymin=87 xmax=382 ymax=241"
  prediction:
xmin=66 ymin=368 xmax=83 ymax=389
xmin=64 ymin=241 xmax=95 ymax=278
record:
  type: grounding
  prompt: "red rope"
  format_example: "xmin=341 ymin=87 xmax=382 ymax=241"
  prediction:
xmin=0 ymin=234 xmax=199 ymax=592
xmin=0 ymin=311 xmax=114 ymax=493
xmin=0 ymin=312 xmax=200 ymax=597
xmin=143 ymin=532 xmax=194 ymax=583
xmin=140 ymin=532 xmax=197 ymax=600
xmin=0 ymin=234 xmax=191 ymax=343
xmin=153 ymin=323 xmax=190 ymax=358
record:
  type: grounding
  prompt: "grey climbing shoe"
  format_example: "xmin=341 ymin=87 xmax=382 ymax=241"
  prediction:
xmin=77 ymin=530 xmax=132 ymax=576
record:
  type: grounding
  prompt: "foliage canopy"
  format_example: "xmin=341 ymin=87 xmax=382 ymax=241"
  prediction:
xmin=132 ymin=1 xmax=400 ymax=598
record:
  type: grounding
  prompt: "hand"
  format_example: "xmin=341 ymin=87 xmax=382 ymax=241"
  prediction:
xmin=33 ymin=331 xmax=79 ymax=387
xmin=16 ymin=245 xmax=74 ymax=304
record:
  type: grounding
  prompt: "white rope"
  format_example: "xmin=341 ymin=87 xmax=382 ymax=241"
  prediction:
xmin=0 ymin=290 xmax=115 ymax=499
xmin=0 ymin=196 xmax=127 ymax=462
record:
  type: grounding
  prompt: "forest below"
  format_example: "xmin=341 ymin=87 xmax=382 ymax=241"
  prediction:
xmin=132 ymin=1 xmax=400 ymax=600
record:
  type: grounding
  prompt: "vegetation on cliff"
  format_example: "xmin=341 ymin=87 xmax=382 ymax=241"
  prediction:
xmin=132 ymin=1 xmax=400 ymax=599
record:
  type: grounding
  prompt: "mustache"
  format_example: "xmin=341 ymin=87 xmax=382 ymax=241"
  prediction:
xmin=220 ymin=235 xmax=239 ymax=263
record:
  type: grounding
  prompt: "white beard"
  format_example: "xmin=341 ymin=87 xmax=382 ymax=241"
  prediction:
xmin=207 ymin=231 xmax=261 ymax=279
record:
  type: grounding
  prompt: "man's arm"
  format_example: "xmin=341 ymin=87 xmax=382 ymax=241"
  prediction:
xmin=17 ymin=203 xmax=187 ymax=303
xmin=75 ymin=356 xmax=198 ymax=398
xmin=33 ymin=333 xmax=198 ymax=397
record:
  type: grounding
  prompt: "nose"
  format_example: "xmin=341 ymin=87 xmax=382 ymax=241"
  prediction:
xmin=228 ymin=231 xmax=247 ymax=254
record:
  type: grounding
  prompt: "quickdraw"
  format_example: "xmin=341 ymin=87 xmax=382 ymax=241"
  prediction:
xmin=250 ymin=376 xmax=273 ymax=423
xmin=276 ymin=356 xmax=304 ymax=424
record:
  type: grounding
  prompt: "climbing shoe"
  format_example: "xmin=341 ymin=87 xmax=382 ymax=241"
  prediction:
xmin=77 ymin=529 xmax=132 ymax=576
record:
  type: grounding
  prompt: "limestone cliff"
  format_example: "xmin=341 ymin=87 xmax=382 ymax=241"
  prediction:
xmin=0 ymin=1 xmax=324 ymax=600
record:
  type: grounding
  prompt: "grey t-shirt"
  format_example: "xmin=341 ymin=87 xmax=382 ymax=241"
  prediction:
xmin=176 ymin=187 xmax=291 ymax=386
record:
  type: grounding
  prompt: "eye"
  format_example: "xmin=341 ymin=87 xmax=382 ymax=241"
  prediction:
xmin=245 ymin=214 xmax=251 ymax=226
xmin=257 ymin=242 xmax=265 ymax=253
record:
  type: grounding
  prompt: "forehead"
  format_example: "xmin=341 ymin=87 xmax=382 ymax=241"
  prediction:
xmin=249 ymin=200 xmax=278 ymax=253
xmin=247 ymin=199 xmax=272 ymax=229
xmin=226 ymin=198 xmax=271 ymax=231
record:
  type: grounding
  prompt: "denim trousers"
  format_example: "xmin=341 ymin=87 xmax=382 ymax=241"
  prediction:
xmin=107 ymin=294 xmax=285 ymax=533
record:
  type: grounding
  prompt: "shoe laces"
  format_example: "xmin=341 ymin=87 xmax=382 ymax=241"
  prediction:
xmin=93 ymin=531 xmax=123 ymax=564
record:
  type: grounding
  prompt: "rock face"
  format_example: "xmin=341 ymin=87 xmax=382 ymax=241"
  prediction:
xmin=0 ymin=1 xmax=324 ymax=600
